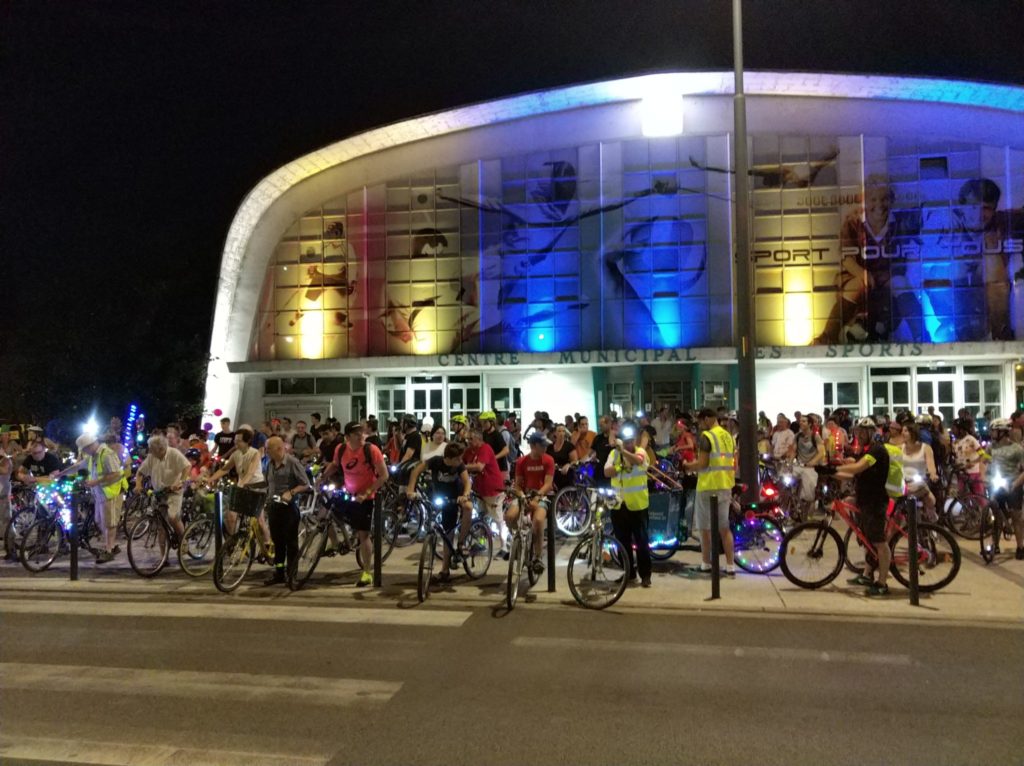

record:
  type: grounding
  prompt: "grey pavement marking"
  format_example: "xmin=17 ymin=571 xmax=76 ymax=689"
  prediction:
xmin=0 ymin=661 xmax=402 ymax=706
xmin=0 ymin=597 xmax=471 ymax=627
xmin=511 ymin=635 xmax=915 ymax=666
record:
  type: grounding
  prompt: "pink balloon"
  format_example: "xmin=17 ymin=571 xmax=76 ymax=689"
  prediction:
xmin=203 ymin=422 xmax=213 ymax=432
xmin=213 ymin=408 xmax=223 ymax=417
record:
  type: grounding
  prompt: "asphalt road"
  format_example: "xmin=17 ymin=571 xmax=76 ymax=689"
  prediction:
xmin=1 ymin=590 xmax=1022 ymax=766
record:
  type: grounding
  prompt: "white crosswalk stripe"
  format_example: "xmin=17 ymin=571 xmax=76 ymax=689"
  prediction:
xmin=0 ymin=597 xmax=471 ymax=627
xmin=511 ymin=636 xmax=914 ymax=666
xmin=0 ymin=735 xmax=329 ymax=766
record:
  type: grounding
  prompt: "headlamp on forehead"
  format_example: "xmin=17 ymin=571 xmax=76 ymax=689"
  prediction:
xmin=620 ymin=426 xmax=636 ymax=440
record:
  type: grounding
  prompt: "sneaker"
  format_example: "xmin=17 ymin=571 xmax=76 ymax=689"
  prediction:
xmin=94 ymin=550 xmax=114 ymax=564
xmin=429 ymin=571 xmax=451 ymax=586
xmin=264 ymin=570 xmax=286 ymax=586
xmin=497 ymin=549 xmax=510 ymax=561
xmin=531 ymin=557 xmax=545 ymax=576
xmin=627 ymin=576 xmax=641 ymax=588
xmin=847 ymin=574 xmax=873 ymax=586
xmin=690 ymin=563 xmax=712 ymax=574
xmin=450 ymin=551 xmax=462 ymax=567
xmin=356 ymin=570 xmax=372 ymax=588
xmin=641 ymin=578 xmax=652 ymax=588
xmin=866 ymin=582 xmax=890 ymax=598
xmin=725 ymin=566 xmax=736 ymax=577
xmin=111 ymin=545 xmax=122 ymax=555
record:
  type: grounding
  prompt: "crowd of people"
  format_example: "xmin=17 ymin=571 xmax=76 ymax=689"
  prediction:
xmin=2 ymin=401 xmax=1023 ymax=594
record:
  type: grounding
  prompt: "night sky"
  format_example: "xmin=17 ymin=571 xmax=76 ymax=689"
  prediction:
xmin=2 ymin=0 xmax=1022 ymax=424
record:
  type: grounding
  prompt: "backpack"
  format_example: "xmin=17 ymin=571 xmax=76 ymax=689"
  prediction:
xmin=500 ymin=426 xmax=520 ymax=463
xmin=334 ymin=443 xmax=380 ymax=481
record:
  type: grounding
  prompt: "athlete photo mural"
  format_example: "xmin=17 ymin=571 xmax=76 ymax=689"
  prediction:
xmin=252 ymin=134 xmax=1023 ymax=361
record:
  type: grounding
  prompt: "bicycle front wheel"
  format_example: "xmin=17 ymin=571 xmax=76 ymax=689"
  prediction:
xmin=291 ymin=521 xmax=328 ymax=591
xmin=553 ymin=486 xmax=590 ymax=537
xmin=505 ymin=535 xmax=524 ymax=610
xmin=890 ymin=522 xmax=960 ymax=592
xmin=127 ymin=514 xmax=170 ymax=577
xmin=780 ymin=522 xmax=843 ymax=589
xmin=19 ymin=519 xmax=64 ymax=573
xmin=841 ymin=527 xmax=875 ymax=574
xmin=177 ymin=517 xmax=216 ymax=577
xmin=567 ymin=532 xmax=629 ymax=610
xmin=462 ymin=519 xmax=493 ymax=579
xmin=213 ymin=530 xmax=255 ymax=593
xmin=733 ymin=517 xmax=784 ymax=574
xmin=417 ymin=532 xmax=436 ymax=603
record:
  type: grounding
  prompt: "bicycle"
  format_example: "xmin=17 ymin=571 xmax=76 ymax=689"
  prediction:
xmin=379 ymin=469 xmax=426 ymax=547
xmin=4 ymin=482 xmax=50 ymax=559
xmin=126 ymin=486 xmax=212 ymax=577
xmin=980 ymin=478 xmax=1019 ymax=564
xmin=290 ymin=487 xmax=398 ymax=591
xmin=416 ymin=495 xmax=493 ymax=602
xmin=939 ymin=465 xmax=987 ymax=540
xmin=566 ymin=486 xmax=630 ymax=609
xmin=780 ymin=494 xmax=961 ymax=593
xmin=18 ymin=479 xmax=102 ymax=572
xmin=212 ymin=483 xmax=275 ymax=593
xmin=551 ymin=459 xmax=597 ymax=537
xmin=504 ymin=491 xmax=542 ymax=610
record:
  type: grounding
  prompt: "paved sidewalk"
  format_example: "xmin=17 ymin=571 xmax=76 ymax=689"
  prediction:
xmin=2 ymin=533 xmax=1022 ymax=626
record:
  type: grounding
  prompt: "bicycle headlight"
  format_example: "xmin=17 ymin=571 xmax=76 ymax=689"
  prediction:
xmin=433 ymin=496 xmax=444 ymax=508
xmin=389 ymin=465 xmax=398 ymax=474
xmin=782 ymin=475 xmax=794 ymax=487
xmin=993 ymin=474 xmax=1008 ymax=490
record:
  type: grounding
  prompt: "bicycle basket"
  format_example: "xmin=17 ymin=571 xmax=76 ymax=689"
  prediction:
xmin=225 ymin=485 xmax=267 ymax=517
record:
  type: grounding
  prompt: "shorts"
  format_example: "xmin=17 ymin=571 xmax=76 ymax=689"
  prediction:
xmin=991 ymin=487 xmax=1024 ymax=516
xmin=693 ymin=489 xmax=730 ymax=532
xmin=94 ymin=492 xmax=123 ymax=529
xmin=477 ymin=493 xmax=504 ymax=517
xmin=857 ymin=501 xmax=888 ymax=544
xmin=434 ymin=496 xmax=461 ymax=533
xmin=165 ymin=492 xmax=183 ymax=521
xmin=333 ymin=497 xmax=374 ymax=532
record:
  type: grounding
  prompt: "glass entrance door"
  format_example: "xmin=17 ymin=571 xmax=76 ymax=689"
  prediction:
xmin=869 ymin=373 xmax=911 ymax=418
xmin=963 ymin=365 xmax=1003 ymax=422
xmin=410 ymin=382 xmax=443 ymax=427
xmin=916 ymin=374 xmax=956 ymax=425
xmin=823 ymin=381 xmax=861 ymax=418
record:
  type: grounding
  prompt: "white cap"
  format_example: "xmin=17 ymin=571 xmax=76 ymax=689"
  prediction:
xmin=421 ymin=415 xmax=434 ymax=432
xmin=75 ymin=433 xmax=98 ymax=452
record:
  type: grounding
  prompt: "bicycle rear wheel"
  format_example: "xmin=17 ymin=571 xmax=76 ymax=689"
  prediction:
xmin=505 ymin=535 xmax=524 ymax=610
xmin=127 ymin=514 xmax=170 ymax=577
xmin=946 ymin=494 xmax=985 ymax=540
xmin=19 ymin=519 xmax=63 ymax=573
xmin=417 ymin=532 xmax=436 ymax=603
xmin=889 ymin=522 xmax=960 ymax=592
xmin=291 ymin=521 xmax=328 ymax=591
xmin=733 ymin=517 xmax=783 ymax=574
xmin=567 ymin=532 xmax=629 ymax=609
xmin=177 ymin=517 xmax=215 ymax=577
xmin=780 ymin=522 xmax=843 ymax=589
xmin=553 ymin=486 xmax=590 ymax=537
xmin=394 ymin=499 xmax=425 ymax=547
xmin=213 ymin=530 xmax=255 ymax=593
xmin=461 ymin=519 xmax=493 ymax=579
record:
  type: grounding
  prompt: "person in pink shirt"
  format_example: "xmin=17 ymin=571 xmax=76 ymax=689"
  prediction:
xmin=464 ymin=428 xmax=508 ymax=556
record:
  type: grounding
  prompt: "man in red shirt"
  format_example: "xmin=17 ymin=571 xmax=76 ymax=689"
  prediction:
xmin=464 ymin=428 xmax=509 ymax=556
xmin=327 ymin=421 xmax=388 ymax=587
xmin=510 ymin=432 xmax=555 ymax=574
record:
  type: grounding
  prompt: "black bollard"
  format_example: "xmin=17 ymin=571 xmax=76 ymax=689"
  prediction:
xmin=709 ymin=492 xmax=720 ymax=599
xmin=546 ymin=503 xmax=556 ymax=592
xmin=907 ymin=496 xmax=919 ymax=607
xmin=373 ymin=494 xmax=383 ymax=587
xmin=214 ymin=489 xmax=223 ymax=563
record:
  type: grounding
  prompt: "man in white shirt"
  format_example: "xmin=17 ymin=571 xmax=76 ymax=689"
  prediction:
xmin=135 ymin=434 xmax=191 ymax=540
xmin=771 ymin=415 xmax=796 ymax=461
xmin=652 ymin=405 xmax=674 ymax=451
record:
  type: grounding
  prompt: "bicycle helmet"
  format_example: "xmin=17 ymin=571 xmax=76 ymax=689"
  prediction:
xmin=478 ymin=410 xmax=497 ymax=421
xmin=527 ymin=432 xmax=549 ymax=447
xmin=619 ymin=420 xmax=639 ymax=440
xmin=854 ymin=417 xmax=876 ymax=429
xmin=451 ymin=414 xmax=469 ymax=425
xmin=185 ymin=448 xmax=201 ymax=461
xmin=915 ymin=414 xmax=932 ymax=426
xmin=400 ymin=415 xmax=418 ymax=432
xmin=989 ymin=417 xmax=1012 ymax=432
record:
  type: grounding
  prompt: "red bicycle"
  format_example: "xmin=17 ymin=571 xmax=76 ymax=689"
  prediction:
xmin=780 ymin=495 xmax=961 ymax=592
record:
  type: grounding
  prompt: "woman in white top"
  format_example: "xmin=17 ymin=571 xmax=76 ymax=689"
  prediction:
xmin=420 ymin=425 xmax=448 ymax=462
xmin=902 ymin=422 xmax=938 ymax=522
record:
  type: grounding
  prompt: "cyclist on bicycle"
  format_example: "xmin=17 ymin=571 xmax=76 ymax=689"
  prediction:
xmin=329 ymin=421 xmax=388 ymax=587
xmin=135 ymin=434 xmax=191 ymax=542
xmin=508 ymin=432 xmax=555 ymax=576
xmin=987 ymin=418 xmax=1024 ymax=559
xmin=405 ymin=442 xmax=473 ymax=584
xmin=464 ymin=428 xmax=508 ymax=557
xmin=205 ymin=426 xmax=272 ymax=551
xmin=835 ymin=417 xmax=892 ymax=597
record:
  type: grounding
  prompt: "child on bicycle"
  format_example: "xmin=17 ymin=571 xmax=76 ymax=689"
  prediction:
xmin=987 ymin=418 xmax=1024 ymax=559
xmin=508 ymin=432 xmax=555 ymax=576
xmin=405 ymin=442 xmax=473 ymax=584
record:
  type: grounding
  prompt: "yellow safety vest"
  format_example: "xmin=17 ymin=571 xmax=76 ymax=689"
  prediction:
xmin=697 ymin=426 xmax=735 ymax=492
xmin=88 ymin=445 xmax=125 ymax=500
xmin=610 ymin=448 xmax=649 ymax=511
xmin=883 ymin=443 xmax=905 ymax=498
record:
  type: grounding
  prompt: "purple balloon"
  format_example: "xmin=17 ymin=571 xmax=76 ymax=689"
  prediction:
xmin=203 ymin=422 xmax=213 ymax=432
